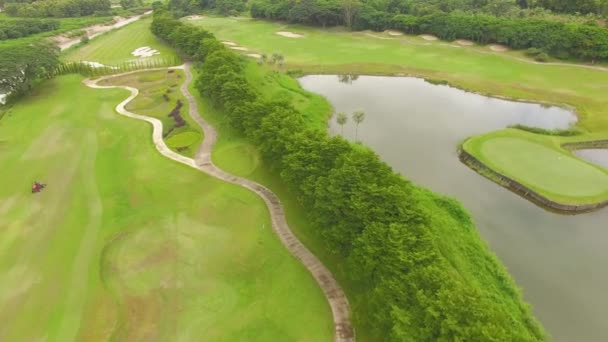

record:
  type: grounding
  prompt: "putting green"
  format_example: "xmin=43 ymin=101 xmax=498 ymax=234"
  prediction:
xmin=166 ymin=130 xmax=201 ymax=148
xmin=0 ymin=75 xmax=332 ymax=341
xmin=470 ymin=136 xmax=608 ymax=203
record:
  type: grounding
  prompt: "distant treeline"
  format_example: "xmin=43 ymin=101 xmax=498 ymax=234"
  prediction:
xmin=168 ymin=0 xmax=246 ymax=17
xmin=0 ymin=19 xmax=59 ymax=40
xmin=151 ymin=8 xmax=545 ymax=341
xmin=250 ymin=0 xmax=608 ymax=62
xmin=2 ymin=0 xmax=111 ymax=17
xmin=0 ymin=41 xmax=60 ymax=103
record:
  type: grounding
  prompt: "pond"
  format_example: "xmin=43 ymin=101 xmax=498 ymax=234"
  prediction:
xmin=299 ymin=75 xmax=608 ymax=342
xmin=574 ymin=149 xmax=608 ymax=169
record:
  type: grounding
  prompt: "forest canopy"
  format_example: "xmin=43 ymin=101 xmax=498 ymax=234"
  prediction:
xmin=0 ymin=19 xmax=60 ymax=40
xmin=2 ymin=0 xmax=111 ymax=17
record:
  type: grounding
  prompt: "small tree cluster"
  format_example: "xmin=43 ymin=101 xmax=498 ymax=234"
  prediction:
xmin=168 ymin=99 xmax=185 ymax=127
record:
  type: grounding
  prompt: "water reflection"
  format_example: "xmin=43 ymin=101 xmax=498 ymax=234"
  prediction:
xmin=574 ymin=149 xmax=608 ymax=169
xmin=299 ymin=75 xmax=607 ymax=342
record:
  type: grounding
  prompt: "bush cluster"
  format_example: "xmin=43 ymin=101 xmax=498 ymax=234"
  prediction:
xmin=3 ymin=0 xmax=111 ymax=18
xmin=0 ymin=19 xmax=60 ymax=40
xmin=152 ymin=8 xmax=546 ymax=340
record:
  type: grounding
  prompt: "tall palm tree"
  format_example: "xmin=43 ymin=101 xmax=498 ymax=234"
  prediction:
xmin=336 ymin=112 xmax=348 ymax=134
xmin=352 ymin=109 xmax=365 ymax=141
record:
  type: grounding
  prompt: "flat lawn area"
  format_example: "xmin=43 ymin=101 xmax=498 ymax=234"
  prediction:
xmin=64 ymin=18 xmax=181 ymax=66
xmin=0 ymin=75 xmax=332 ymax=341
xmin=188 ymin=17 xmax=608 ymax=133
xmin=100 ymin=69 xmax=202 ymax=157
xmin=464 ymin=131 xmax=608 ymax=204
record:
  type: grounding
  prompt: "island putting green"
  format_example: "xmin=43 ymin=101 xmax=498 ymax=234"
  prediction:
xmin=464 ymin=133 xmax=608 ymax=205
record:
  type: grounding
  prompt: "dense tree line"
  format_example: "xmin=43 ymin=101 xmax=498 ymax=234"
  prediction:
xmin=168 ymin=0 xmax=246 ymax=17
xmin=0 ymin=41 xmax=60 ymax=103
xmin=250 ymin=0 xmax=608 ymax=61
xmin=152 ymin=8 xmax=546 ymax=341
xmin=3 ymin=0 xmax=111 ymax=17
xmin=0 ymin=19 xmax=59 ymax=40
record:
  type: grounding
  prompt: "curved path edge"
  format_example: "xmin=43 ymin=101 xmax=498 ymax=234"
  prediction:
xmin=84 ymin=64 xmax=355 ymax=341
xmin=458 ymin=148 xmax=608 ymax=214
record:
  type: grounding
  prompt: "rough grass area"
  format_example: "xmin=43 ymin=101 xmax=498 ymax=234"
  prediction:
xmin=0 ymin=75 xmax=332 ymax=341
xmin=64 ymin=18 xmax=181 ymax=66
xmin=463 ymin=129 xmax=608 ymax=205
xmin=190 ymin=64 xmax=541 ymax=341
xmin=99 ymin=69 xmax=201 ymax=157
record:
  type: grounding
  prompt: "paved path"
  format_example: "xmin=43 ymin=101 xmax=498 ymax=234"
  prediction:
xmin=85 ymin=64 xmax=355 ymax=341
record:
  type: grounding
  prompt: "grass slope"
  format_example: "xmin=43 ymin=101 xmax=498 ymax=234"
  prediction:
xmin=0 ymin=74 xmax=332 ymax=341
xmin=187 ymin=17 xmax=608 ymax=207
xmin=63 ymin=18 xmax=181 ymax=66
xmin=189 ymin=63 xmax=540 ymax=340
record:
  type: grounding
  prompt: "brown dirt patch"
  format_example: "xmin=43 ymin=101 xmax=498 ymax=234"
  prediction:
xmin=221 ymin=41 xmax=237 ymax=46
xmin=229 ymin=46 xmax=248 ymax=51
xmin=456 ymin=39 xmax=474 ymax=46
xmin=386 ymin=30 xmax=403 ymax=36
xmin=489 ymin=44 xmax=509 ymax=52
xmin=246 ymin=53 xmax=262 ymax=59
xmin=276 ymin=31 xmax=304 ymax=38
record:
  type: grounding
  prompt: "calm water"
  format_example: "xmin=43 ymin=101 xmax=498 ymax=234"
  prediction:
xmin=575 ymin=149 xmax=608 ymax=169
xmin=299 ymin=75 xmax=608 ymax=342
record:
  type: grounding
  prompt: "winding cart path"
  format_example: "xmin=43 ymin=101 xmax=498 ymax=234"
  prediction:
xmin=84 ymin=64 xmax=355 ymax=341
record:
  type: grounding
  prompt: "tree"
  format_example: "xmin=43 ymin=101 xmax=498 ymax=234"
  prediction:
xmin=336 ymin=112 xmax=348 ymax=134
xmin=352 ymin=109 xmax=365 ymax=140
xmin=341 ymin=0 xmax=361 ymax=29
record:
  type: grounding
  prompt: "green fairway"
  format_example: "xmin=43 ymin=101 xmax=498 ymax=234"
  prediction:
xmin=0 ymin=74 xmax=332 ymax=340
xmin=464 ymin=131 xmax=608 ymax=204
xmin=64 ymin=18 xmax=181 ymax=66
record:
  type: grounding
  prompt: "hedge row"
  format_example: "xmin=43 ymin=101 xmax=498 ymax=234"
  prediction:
xmin=151 ymin=8 xmax=546 ymax=341
xmin=0 ymin=19 xmax=60 ymax=40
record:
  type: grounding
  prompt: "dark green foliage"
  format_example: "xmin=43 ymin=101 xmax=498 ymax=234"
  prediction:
xmin=3 ymin=0 xmax=111 ymax=17
xmin=0 ymin=40 xmax=59 ymax=103
xmin=0 ymin=19 xmax=60 ymax=40
xmin=510 ymin=124 xmax=582 ymax=136
xmin=152 ymin=9 xmax=546 ymax=341
xmin=168 ymin=0 xmax=246 ymax=16
xmin=250 ymin=0 xmax=608 ymax=62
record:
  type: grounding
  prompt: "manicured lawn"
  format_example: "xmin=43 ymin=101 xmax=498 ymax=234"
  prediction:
xmin=464 ymin=130 xmax=608 ymax=204
xmin=100 ymin=69 xmax=202 ymax=157
xmin=0 ymin=74 xmax=332 ymax=341
xmin=64 ymin=18 xmax=181 ymax=66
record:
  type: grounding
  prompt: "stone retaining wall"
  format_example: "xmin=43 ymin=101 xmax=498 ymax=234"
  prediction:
xmin=459 ymin=149 xmax=608 ymax=214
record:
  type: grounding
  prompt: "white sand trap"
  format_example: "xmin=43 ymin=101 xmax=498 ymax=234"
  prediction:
xmin=246 ymin=53 xmax=262 ymax=59
xmin=456 ymin=39 xmax=473 ymax=46
xmin=420 ymin=34 xmax=438 ymax=41
xmin=82 ymin=61 xmax=118 ymax=69
xmin=276 ymin=31 xmax=304 ymax=38
xmin=184 ymin=15 xmax=204 ymax=21
xmin=386 ymin=30 xmax=403 ymax=36
xmin=230 ymin=46 xmax=248 ymax=51
xmin=131 ymin=46 xmax=161 ymax=58
xmin=222 ymin=41 xmax=237 ymax=46
xmin=489 ymin=44 xmax=509 ymax=52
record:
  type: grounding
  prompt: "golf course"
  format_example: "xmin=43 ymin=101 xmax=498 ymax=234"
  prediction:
xmin=2 ymin=1 xmax=608 ymax=341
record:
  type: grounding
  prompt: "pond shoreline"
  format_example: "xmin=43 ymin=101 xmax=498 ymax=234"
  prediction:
xmin=458 ymin=148 xmax=608 ymax=214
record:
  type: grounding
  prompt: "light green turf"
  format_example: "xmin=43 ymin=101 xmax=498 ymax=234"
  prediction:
xmin=0 ymin=75 xmax=332 ymax=341
xmin=63 ymin=18 xmax=181 ymax=66
xmin=166 ymin=130 xmax=201 ymax=148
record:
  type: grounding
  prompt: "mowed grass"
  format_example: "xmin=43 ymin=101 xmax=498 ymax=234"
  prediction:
xmin=0 ymin=75 xmax=332 ymax=341
xmin=64 ymin=18 xmax=181 ymax=66
xmin=100 ymin=69 xmax=203 ymax=157
xmin=188 ymin=17 xmax=608 ymax=132
xmin=464 ymin=130 xmax=608 ymax=204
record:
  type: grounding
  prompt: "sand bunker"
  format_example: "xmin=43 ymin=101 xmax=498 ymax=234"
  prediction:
xmin=455 ymin=39 xmax=473 ymax=46
xmin=82 ymin=61 xmax=118 ymax=69
xmin=131 ymin=46 xmax=160 ymax=58
xmin=246 ymin=53 xmax=262 ymax=59
xmin=489 ymin=44 xmax=509 ymax=52
xmin=420 ymin=34 xmax=438 ymax=41
xmin=229 ymin=46 xmax=248 ymax=51
xmin=222 ymin=41 xmax=237 ymax=46
xmin=386 ymin=30 xmax=403 ymax=36
xmin=276 ymin=31 xmax=303 ymax=38
xmin=184 ymin=15 xmax=204 ymax=21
